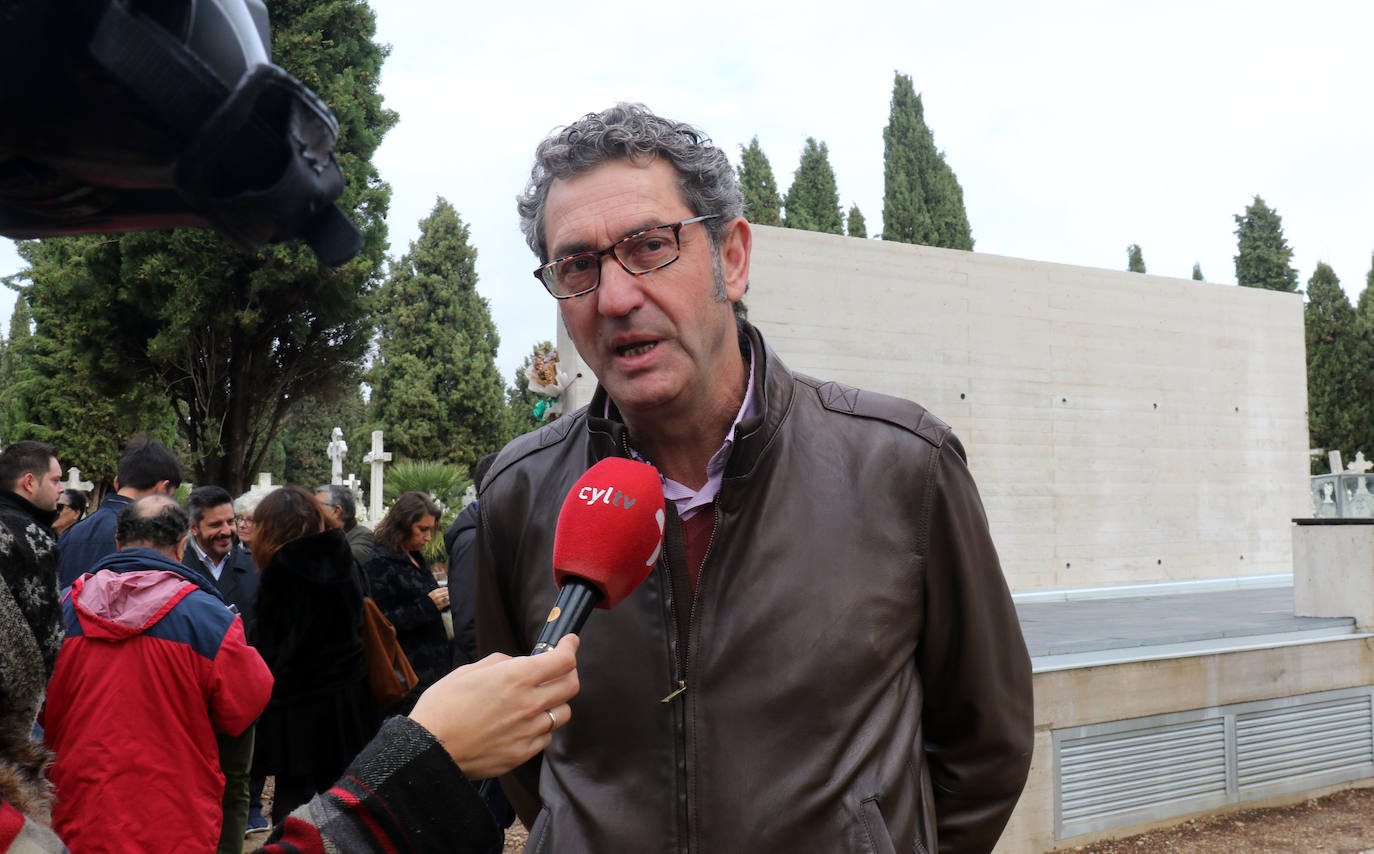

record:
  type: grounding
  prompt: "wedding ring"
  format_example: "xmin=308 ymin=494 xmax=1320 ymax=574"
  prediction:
xmin=546 ymin=709 xmax=558 ymax=732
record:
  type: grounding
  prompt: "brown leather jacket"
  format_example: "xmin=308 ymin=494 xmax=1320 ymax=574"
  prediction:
xmin=475 ymin=326 xmax=1033 ymax=854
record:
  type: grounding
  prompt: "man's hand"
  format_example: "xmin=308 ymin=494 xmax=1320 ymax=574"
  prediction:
xmin=409 ymin=634 xmax=580 ymax=780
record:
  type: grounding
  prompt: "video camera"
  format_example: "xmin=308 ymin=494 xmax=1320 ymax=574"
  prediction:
xmin=0 ymin=0 xmax=362 ymax=266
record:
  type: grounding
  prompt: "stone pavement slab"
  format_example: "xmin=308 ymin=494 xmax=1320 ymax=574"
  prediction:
xmin=1017 ymin=586 xmax=1354 ymax=659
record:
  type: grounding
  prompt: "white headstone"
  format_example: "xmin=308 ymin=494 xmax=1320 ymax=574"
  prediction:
xmin=345 ymin=472 xmax=367 ymax=520
xmin=63 ymin=467 xmax=94 ymax=492
xmin=250 ymin=472 xmax=275 ymax=496
xmin=327 ymin=427 xmax=347 ymax=485
xmin=1329 ymin=450 xmax=1345 ymax=475
xmin=1347 ymin=451 xmax=1373 ymax=475
xmin=363 ymin=431 xmax=391 ymax=525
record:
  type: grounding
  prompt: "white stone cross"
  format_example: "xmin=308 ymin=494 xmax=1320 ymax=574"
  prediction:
xmin=363 ymin=431 xmax=391 ymax=524
xmin=249 ymin=472 xmax=275 ymax=496
xmin=1347 ymin=451 xmax=1373 ymax=475
xmin=63 ymin=467 xmax=94 ymax=492
xmin=345 ymin=472 xmax=367 ymax=521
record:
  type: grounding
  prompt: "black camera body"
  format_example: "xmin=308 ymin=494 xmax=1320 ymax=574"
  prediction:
xmin=0 ymin=0 xmax=361 ymax=265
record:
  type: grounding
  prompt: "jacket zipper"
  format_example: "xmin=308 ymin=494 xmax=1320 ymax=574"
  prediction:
xmin=679 ymin=494 xmax=722 ymax=853
xmin=622 ymin=432 xmax=723 ymax=853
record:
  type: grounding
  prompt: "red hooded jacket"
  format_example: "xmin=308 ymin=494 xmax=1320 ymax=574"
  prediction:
xmin=42 ymin=548 xmax=272 ymax=853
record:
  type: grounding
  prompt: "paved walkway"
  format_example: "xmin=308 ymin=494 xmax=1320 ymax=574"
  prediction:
xmin=1017 ymin=586 xmax=1358 ymax=671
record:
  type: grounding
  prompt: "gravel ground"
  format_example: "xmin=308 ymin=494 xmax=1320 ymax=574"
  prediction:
xmin=499 ymin=787 xmax=1374 ymax=853
xmin=250 ymin=783 xmax=1374 ymax=852
xmin=1067 ymin=786 xmax=1374 ymax=854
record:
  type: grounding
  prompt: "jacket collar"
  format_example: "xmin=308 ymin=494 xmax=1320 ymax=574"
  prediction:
xmin=0 ymin=488 xmax=58 ymax=530
xmin=584 ymin=323 xmax=793 ymax=479
xmin=95 ymin=546 xmax=225 ymax=603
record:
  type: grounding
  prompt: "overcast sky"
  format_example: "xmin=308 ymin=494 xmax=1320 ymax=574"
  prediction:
xmin=4 ymin=0 xmax=1371 ymax=383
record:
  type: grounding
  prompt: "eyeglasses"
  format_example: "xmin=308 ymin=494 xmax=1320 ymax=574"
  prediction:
xmin=56 ymin=503 xmax=69 ymax=512
xmin=534 ymin=214 xmax=719 ymax=299
xmin=236 ymin=516 xmax=255 ymax=527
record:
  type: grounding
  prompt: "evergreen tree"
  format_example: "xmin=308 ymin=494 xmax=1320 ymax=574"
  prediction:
xmin=368 ymin=198 xmax=506 ymax=473
xmin=737 ymin=137 xmax=782 ymax=226
xmin=1357 ymin=251 xmax=1374 ymax=321
xmin=882 ymin=72 xmax=973 ymax=249
xmin=1127 ymin=244 xmax=1146 ymax=273
xmin=1192 ymin=263 xmax=1204 ymax=281
xmin=0 ymin=292 xmax=33 ymax=404
xmin=0 ymin=287 xmax=175 ymax=488
xmin=15 ymin=0 xmax=396 ymax=493
xmin=1305 ymin=262 xmax=1371 ymax=465
xmin=847 ymin=205 xmax=868 ymax=238
xmin=783 ymin=138 xmax=843 ymax=234
xmin=1234 ymin=195 xmax=1298 ymax=292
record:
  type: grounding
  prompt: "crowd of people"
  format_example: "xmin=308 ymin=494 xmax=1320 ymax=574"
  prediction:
xmin=0 ymin=438 xmax=573 ymax=854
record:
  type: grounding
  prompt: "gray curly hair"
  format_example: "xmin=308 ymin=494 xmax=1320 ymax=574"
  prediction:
xmin=517 ymin=103 xmax=748 ymax=325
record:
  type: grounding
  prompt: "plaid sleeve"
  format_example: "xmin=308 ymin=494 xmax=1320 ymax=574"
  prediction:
xmin=253 ymin=716 xmax=502 ymax=854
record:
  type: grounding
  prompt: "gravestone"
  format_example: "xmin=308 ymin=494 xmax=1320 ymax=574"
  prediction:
xmin=63 ymin=467 xmax=93 ymax=492
xmin=327 ymin=427 xmax=347 ymax=485
xmin=344 ymin=472 xmax=367 ymax=522
xmin=363 ymin=431 xmax=390 ymax=525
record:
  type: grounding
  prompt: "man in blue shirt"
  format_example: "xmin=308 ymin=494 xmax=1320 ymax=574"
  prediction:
xmin=57 ymin=438 xmax=181 ymax=588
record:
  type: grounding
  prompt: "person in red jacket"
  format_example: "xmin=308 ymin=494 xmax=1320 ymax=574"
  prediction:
xmin=41 ymin=495 xmax=273 ymax=853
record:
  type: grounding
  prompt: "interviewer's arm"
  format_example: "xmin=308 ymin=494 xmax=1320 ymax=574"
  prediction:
xmin=255 ymin=636 xmax=579 ymax=854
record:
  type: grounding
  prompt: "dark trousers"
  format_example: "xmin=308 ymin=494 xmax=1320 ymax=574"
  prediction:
xmin=216 ymin=725 xmax=254 ymax=854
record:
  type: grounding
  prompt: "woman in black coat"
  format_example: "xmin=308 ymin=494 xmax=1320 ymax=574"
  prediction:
xmin=249 ymin=485 xmax=378 ymax=823
xmin=363 ymin=491 xmax=451 ymax=691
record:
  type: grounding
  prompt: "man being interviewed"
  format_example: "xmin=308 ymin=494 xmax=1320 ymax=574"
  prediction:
xmin=474 ymin=104 xmax=1033 ymax=854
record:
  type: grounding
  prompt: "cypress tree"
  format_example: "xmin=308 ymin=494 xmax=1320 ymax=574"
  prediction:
xmin=368 ymin=198 xmax=506 ymax=472
xmin=882 ymin=72 xmax=973 ymax=249
xmin=1357 ymin=251 xmax=1374 ymax=321
xmin=783 ymin=138 xmax=843 ymax=235
xmin=847 ymin=205 xmax=868 ymax=238
xmin=737 ymin=137 xmax=782 ymax=226
xmin=0 ymin=293 xmax=33 ymax=399
xmin=1127 ymin=244 xmax=1146 ymax=273
xmin=1192 ymin=263 xmax=1204 ymax=281
xmin=1234 ymin=196 xmax=1298 ymax=292
xmin=1305 ymin=262 xmax=1371 ymax=463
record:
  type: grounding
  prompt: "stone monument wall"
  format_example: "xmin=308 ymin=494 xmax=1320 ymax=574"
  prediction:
xmin=558 ymin=225 xmax=1310 ymax=591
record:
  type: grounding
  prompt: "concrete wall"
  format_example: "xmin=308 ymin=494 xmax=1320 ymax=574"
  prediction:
xmin=1294 ymin=521 xmax=1374 ymax=630
xmin=557 ymin=226 xmax=1310 ymax=591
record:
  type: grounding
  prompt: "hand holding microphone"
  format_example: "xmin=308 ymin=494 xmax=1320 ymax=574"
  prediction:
xmin=409 ymin=635 xmax=580 ymax=779
xmin=532 ymin=458 xmax=666 ymax=654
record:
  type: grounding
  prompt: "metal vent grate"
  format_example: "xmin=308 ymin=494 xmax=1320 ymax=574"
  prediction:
xmin=1055 ymin=686 xmax=1374 ymax=839
xmin=1059 ymin=718 xmax=1226 ymax=828
xmin=1236 ymin=694 xmax=1374 ymax=789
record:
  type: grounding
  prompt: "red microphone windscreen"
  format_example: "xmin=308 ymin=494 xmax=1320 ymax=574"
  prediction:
xmin=552 ymin=458 xmax=665 ymax=609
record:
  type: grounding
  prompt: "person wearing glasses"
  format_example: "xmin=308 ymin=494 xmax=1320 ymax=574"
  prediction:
xmin=473 ymin=104 xmax=1033 ymax=854
xmin=52 ymin=489 xmax=88 ymax=537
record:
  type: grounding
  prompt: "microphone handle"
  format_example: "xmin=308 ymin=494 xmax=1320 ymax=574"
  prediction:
xmin=531 ymin=578 xmax=602 ymax=655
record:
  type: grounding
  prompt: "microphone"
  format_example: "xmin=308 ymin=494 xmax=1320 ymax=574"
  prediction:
xmin=531 ymin=458 xmax=665 ymax=654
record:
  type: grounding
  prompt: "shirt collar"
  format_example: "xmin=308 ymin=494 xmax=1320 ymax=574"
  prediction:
xmin=190 ymin=535 xmax=227 ymax=578
xmin=611 ymin=338 xmax=757 ymax=520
